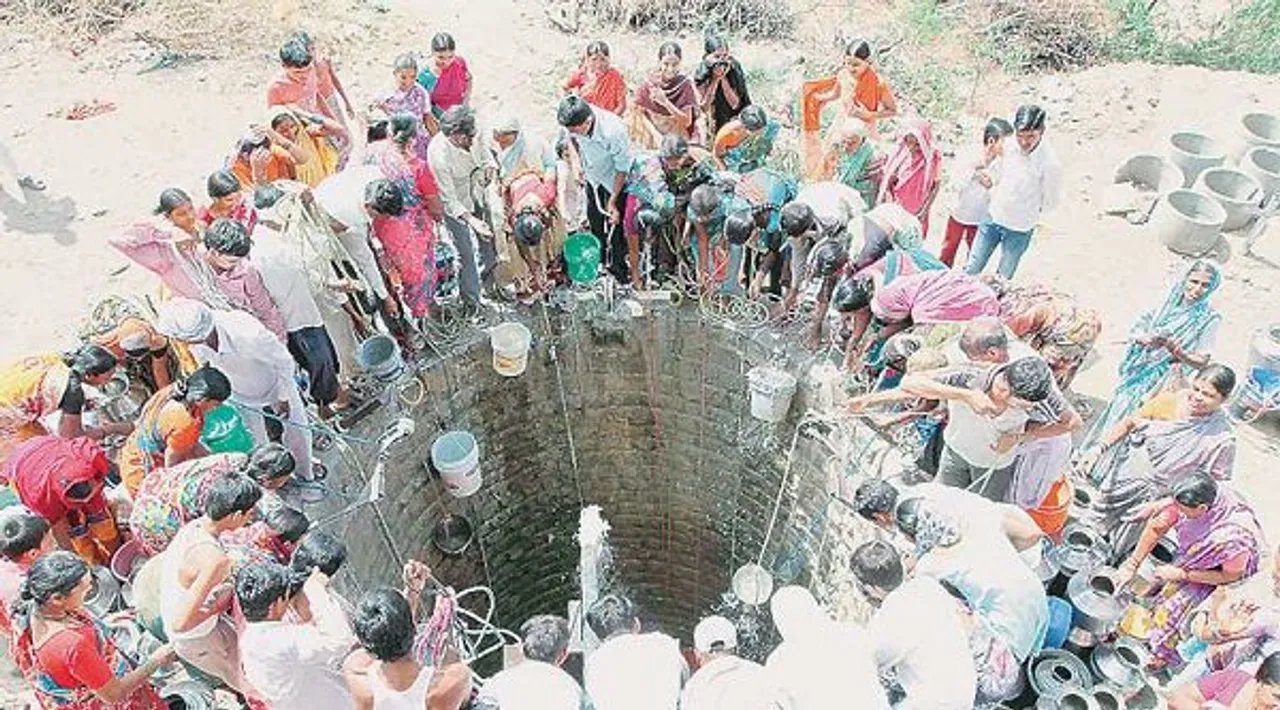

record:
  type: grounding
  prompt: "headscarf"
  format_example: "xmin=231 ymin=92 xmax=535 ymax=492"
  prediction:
xmin=876 ymin=120 xmax=942 ymax=213
xmin=156 ymin=298 xmax=215 ymax=343
xmin=1120 ymin=260 xmax=1222 ymax=378
xmin=2 ymin=437 xmax=110 ymax=518
xmin=913 ymin=502 xmax=961 ymax=557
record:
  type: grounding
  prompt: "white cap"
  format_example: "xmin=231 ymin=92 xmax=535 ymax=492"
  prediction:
xmin=694 ymin=615 xmax=737 ymax=653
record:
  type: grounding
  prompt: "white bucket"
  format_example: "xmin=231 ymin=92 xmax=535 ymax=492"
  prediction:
xmin=490 ymin=322 xmax=532 ymax=377
xmin=746 ymin=366 xmax=798 ymax=423
xmin=430 ymin=431 xmax=482 ymax=498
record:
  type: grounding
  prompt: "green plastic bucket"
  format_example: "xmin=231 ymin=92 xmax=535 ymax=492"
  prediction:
xmin=563 ymin=232 xmax=602 ymax=285
xmin=200 ymin=405 xmax=255 ymax=454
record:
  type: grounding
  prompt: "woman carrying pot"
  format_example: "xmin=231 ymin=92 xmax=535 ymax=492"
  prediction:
xmin=1115 ymin=473 xmax=1264 ymax=671
xmin=10 ymin=550 xmax=176 ymax=709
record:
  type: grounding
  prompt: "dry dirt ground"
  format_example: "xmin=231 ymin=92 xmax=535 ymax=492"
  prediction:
xmin=1 ymin=0 xmax=1279 ymax=605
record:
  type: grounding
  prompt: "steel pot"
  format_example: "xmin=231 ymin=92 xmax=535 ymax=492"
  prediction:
xmin=1090 ymin=639 xmax=1148 ymax=695
xmin=1132 ymin=536 xmax=1179 ymax=596
xmin=1092 ymin=683 xmax=1128 ymax=710
xmin=1037 ymin=688 xmax=1101 ymax=710
xmin=431 ymin=513 xmax=474 ymax=556
xmin=1030 ymin=648 xmax=1095 ymax=699
xmin=85 ymin=566 xmax=122 ymax=618
xmin=1068 ymin=567 xmax=1127 ymax=635
xmin=1126 ymin=683 xmax=1167 ymax=710
xmin=159 ymin=680 xmax=216 ymax=710
xmin=1047 ymin=523 xmax=1112 ymax=597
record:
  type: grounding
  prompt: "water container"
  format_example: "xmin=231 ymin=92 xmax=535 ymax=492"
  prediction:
xmin=1151 ymin=189 xmax=1226 ymax=256
xmin=563 ymin=232 xmax=602 ymax=285
xmin=1248 ymin=323 xmax=1280 ymax=375
xmin=489 ymin=322 xmax=532 ymax=377
xmin=430 ymin=431 xmax=482 ymax=498
xmin=199 ymin=405 xmax=255 ymax=454
xmin=356 ymin=334 xmax=405 ymax=380
xmin=1194 ymin=167 xmax=1264 ymax=231
xmin=1242 ymin=147 xmax=1280 ymax=198
xmin=1168 ymin=131 xmax=1226 ymax=187
xmin=1236 ymin=112 xmax=1280 ymax=161
xmin=1045 ymin=597 xmax=1073 ymax=649
xmin=746 ymin=366 xmax=798 ymax=423
xmin=1113 ymin=154 xmax=1184 ymax=194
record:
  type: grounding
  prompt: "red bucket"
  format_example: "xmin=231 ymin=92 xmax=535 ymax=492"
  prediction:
xmin=1027 ymin=477 xmax=1072 ymax=542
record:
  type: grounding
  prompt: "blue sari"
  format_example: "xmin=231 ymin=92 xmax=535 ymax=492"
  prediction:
xmin=1084 ymin=260 xmax=1222 ymax=445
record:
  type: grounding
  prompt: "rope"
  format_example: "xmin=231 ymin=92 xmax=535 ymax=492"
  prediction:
xmin=541 ymin=300 xmax=586 ymax=508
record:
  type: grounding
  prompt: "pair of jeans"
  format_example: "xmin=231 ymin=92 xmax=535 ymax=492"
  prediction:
xmin=964 ymin=219 xmax=1034 ymax=279
xmin=443 ymin=214 xmax=497 ymax=305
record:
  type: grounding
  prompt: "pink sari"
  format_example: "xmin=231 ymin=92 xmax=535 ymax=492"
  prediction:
xmin=871 ymin=269 xmax=999 ymax=324
xmin=877 ymin=121 xmax=942 ymax=234
xmin=365 ymin=140 xmax=440 ymax=317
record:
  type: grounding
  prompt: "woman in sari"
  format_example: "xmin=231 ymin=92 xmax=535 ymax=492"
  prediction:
xmin=903 ymin=499 xmax=1047 ymax=704
xmin=851 ymin=204 xmax=946 ymax=284
xmin=1086 ymin=364 xmax=1238 ymax=550
xmin=3 ymin=437 xmax=119 ymax=566
xmin=129 ymin=443 xmax=294 ymax=556
xmin=799 ymin=39 xmax=898 ymax=179
xmin=563 ymin=41 xmax=628 ymax=116
xmin=834 ymin=267 xmax=998 ymax=371
xmin=0 ymin=346 xmax=126 ymax=462
xmin=115 ymin=366 xmax=230 ymax=498
xmin=417 ymin=32 xmax=471 ymax=118
xmin=877 ymin=120 xmax=942 ymax=235
xmin=266 ymin=107 xmax=345 ymax=187
xmin=380 ymin=54 xmax=438 ymax=162
xmin=364 ymin=114 xmax=445 ymax=319
xmin=1115 ymin=474 xmax=1264 ymax=669
xmin=712 ymin=105 xmax=779 ymax=173
xmin=983 ymin=276 xmax=1102 ymax=390
xmin=630 ymin=42 xmax=701 ymax=149
xmin=1084 ymin=260 xmax=1222 ymax=446
xmin=694 ymin=34 xmax=751 ymax=135
xmin=821 ymin=119 xmax=883 ymax=207
xmin=11 ymin=551 xmax=176 ymax=710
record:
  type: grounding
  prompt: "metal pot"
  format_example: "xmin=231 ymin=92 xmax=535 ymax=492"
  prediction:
xmin=1068 ymin=567 xmax=1127 ymax=635
xmin=1090 ymin=639 xmax=1148 ymax=695
xmin=1047 ymin=524 xmax=1112 ymax=597
xmin=1092 ymin=684 xmax=1128 ymax=710
xmin=1126 ymin=683 xmax=1167 ymax=710
xmin=1030 ymin=648 xmax=1095 ymax=699
xmin=1132 ymin=536 xmax=1179 ymax=596
xmin=159 ymin=680 xmax=215 ymax=710
xmin=431 ymin=514 xmax=474 ymax=556
xmin=1037 ymin=688 xmax=1101 ymax=710
xmin=85 ymin=566 xmax=122 ymax=618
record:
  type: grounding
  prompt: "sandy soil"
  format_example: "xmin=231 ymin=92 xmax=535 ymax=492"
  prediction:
xmin=2 ymin=0 xmax=1279 ymax=551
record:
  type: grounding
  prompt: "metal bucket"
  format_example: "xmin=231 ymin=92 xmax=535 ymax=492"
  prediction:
xmin=1238 ymin=112 xmax=1280 ymax=160
xmin=1194 ymin=167 xmax=1264 ymax=231
xmin=746 ymin=366 xmax=798 ymax=424
xmin=1242 ymin=146 xmax=1280 ymax=198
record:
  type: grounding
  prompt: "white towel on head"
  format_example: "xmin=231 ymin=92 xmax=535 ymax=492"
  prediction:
xmin=155 ymin=297 xmax=214 ymax=342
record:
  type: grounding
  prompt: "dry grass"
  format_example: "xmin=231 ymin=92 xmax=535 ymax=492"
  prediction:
xmin=579 ymin=0 xmax=794 ymax=38
xmin=962 ymin=0 xmax=1115 ymax=71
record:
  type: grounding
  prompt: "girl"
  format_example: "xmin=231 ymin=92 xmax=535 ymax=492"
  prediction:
xmin=417 ymin=32 xmax=472 ymax=118
xmin=116 ymin=366 xmax=231 ymax=497
xmin=380 ymin=53 xmax=438 ymax=161
xmin=563 ymin=40 xmax=627 ymax=115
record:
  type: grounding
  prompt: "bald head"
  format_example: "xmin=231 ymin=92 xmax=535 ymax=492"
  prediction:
xmin=959 ymin=317 xmax=1009 ymax=364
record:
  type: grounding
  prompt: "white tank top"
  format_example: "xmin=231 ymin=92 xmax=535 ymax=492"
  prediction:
xmin=370 ymin=663 xmax=433 ymax=710
xmin=159 ymin=522 xmax=221 ymax=641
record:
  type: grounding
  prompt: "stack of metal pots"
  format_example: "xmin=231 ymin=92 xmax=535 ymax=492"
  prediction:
xmin=1045 ymin=523 xmax=1113 ymax=598
xmin=1065 ymin=567 xmax=1127 ymax=657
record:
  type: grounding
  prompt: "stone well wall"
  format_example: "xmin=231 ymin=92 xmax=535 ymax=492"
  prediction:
xmin=326 ymin=298 xmax=886 ymax=650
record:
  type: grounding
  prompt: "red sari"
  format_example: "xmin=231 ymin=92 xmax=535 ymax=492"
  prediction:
xmin=365 ymin=140 xmax=441 ymax=317
xmin=565 ymin=67 xmax=627 ymax=115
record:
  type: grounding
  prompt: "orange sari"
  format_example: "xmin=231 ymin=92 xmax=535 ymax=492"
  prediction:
xmin=800 ymin=67 xmax=893 ymax=179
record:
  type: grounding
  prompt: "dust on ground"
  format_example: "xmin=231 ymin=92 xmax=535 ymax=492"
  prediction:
xmin=2 ymin=0 xmax=1280 ymax=563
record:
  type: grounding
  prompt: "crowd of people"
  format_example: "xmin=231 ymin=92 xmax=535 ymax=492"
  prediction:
xmin=0 ymin=21 xmax=1273 ymax=710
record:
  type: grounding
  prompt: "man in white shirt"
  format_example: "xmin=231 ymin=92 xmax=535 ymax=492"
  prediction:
xmin=941 ymin=118 xmax=1011 ymax=267
xmin=851 ymin=541 xmax=977 ymax=710
xmin=583 ymin=593 xmax=686 ymax=710
xmin=250 ymin=184 xmax=348 ymax=419
xmin=964 ymin=104 xmax=1062 ymax=279
xmin=156 ymin=298 xmax=313 ymax=479
xmin=427 ymin=106 xmax=498 ymax=306
xmin=681 ymin=615 xmax=784 ymax=710
xmin=765 ymin=585 xmax=889 ymax=710
xmin=237 ymin=561 xmax=356 ymax=710
xmin=557 ymin=95 xmax=631 ymax=281
xmin=481 ymin=614 xmax=585 ymax=710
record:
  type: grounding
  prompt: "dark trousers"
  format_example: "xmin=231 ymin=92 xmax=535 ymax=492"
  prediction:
xmin=586 ymin=183 xmax=627 ymax=281
xmin=286 ymin=326 xmax=341 ymax=406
